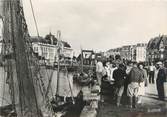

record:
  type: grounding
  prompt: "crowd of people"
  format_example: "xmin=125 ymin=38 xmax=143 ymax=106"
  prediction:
xmin=96 ymin=58 xmax=167 ymax=108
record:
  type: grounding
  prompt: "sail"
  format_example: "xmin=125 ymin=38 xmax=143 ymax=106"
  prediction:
xmin=1 ymin=0 xmax=43 ymax=116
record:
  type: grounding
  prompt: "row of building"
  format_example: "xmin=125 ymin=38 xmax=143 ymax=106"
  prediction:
xmin=0 ymin=15 xmax=167 ymax=65
xmin=105 ymin=43 xmax=147 ymax=62
xmin=0 ymin=32 xmax=73 ymax=65
xmin=105 ymin=35 xmax=167 ymax=64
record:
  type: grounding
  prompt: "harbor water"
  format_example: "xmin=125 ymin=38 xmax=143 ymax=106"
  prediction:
xmin=0 ymin=66 xmax=81 ymax=107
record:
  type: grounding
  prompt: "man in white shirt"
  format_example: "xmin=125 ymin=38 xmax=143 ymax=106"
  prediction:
xmin=110 ymin=63 xmax=117 ymax=81
xmin=149 ymin=62 xmax=155 ymax=84
xmin=96 ymin=59 xmax=104 ymax=86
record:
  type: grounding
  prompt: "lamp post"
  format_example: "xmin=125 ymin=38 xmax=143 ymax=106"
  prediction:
xmin=148 ymin=54 xmax=151 ymax=65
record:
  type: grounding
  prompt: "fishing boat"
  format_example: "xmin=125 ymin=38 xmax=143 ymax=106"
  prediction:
xmin=0 ymin=0 xmax=84 ymax=117
xmin=74 ymin=49 xmax=96 ymax=86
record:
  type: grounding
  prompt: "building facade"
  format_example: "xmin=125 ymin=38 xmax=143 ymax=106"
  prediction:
xmin=120 ymin=46 xmax=130 ymax=60
xmin=131 ymin=45 xmax=136 ymax=61
xmin=136 ymin=43 xmax=147 ymax=62
xmin=31 ymin=35 xmax=73 ymax=65
xmin=107 ymin=48 xmax=121 ymax=57
xmin=106 ymin=43 xmax=147 ymax=62
xmin=32 ymin=41 xmax=57 ymax=64
xmin=147 ymin=35 xmax=167 ymax=64
xmin=120 ymin=45 xmax=136 ymax=61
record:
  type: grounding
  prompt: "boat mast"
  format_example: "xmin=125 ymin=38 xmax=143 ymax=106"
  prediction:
xmin=81 ymin=47 xmax=84 ymax=73
xmin=56 ymin=30 xmax=61 ymax=99
xmin=2 ymin=0 xmax=42 ymax=116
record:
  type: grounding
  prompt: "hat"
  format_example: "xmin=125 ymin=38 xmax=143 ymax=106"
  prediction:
xmin=119 ymin=63 xmax=124 ymax=68
xmin=156 ymin=61 xmax=163 ymax=65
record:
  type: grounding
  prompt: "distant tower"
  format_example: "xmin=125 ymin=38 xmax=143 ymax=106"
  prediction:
xmin=49 ymin=32 xmax=54 ymax=45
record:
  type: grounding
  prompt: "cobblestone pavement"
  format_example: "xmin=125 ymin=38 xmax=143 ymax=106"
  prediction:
xmin=97 ymin=84 xmax=167 ymax=117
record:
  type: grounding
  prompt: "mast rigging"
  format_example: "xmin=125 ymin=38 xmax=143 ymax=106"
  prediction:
xmin=1 ymin=0 xmax=43 ymax=116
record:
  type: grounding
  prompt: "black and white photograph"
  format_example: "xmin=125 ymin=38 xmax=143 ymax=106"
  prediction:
xmin=0 ymin=0 xmax=167 ymax=117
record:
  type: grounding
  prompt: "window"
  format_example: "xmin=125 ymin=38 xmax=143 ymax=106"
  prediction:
xmin=165 ymin=46 xmax=167 ymax=49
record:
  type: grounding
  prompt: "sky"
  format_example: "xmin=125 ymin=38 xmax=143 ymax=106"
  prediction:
xmin=22 ymin=0 xmax=167 ymax=55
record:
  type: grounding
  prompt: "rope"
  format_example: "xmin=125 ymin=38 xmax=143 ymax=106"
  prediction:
xmin=29 ymin=0 xmax=40 ymax=37
xmin=28 ymin=0 xmax=55 ymax=97
xmin=2 ymin=0 xmax=43 ymax=116
xmin=28 ymin=0 xmax=55 ymax=113
xmin=64 ymin=61 xmax=75 ymax=104
xmin=1 ymin=67 xmax=6 ymax=106
xmin=18 ymin=1 xmax=42 ymax=116
xmin=0 ymin=97 xmax=10 ymax=105
xmin=45 ymin=70 xmax=54 ymax=98
xmin=1 ymin=1 xmax=16 ymax=111
xmin=9 ymin=1 xmax=25 ymax=114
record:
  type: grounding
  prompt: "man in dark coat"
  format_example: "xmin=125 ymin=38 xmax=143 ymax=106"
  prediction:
xmin=156 ymin=61 xmax=166 ymax=101
xmin=113 ymin=64 xmax=126 ymax=107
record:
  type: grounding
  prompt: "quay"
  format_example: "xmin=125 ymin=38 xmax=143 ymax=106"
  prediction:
xmin=80 ymin=84 xmax=100 ymax=117
xmin=79 ymin=82 xmax=167 ymax=117
xmin=97 ymin=83 xmax=167 ymax=117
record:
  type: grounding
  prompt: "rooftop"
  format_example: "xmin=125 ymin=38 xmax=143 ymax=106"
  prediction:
xmin=147 ymin=35 xmax=167 ymax=50
xmin=30 ymin=33 xmax=71 ymax=48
